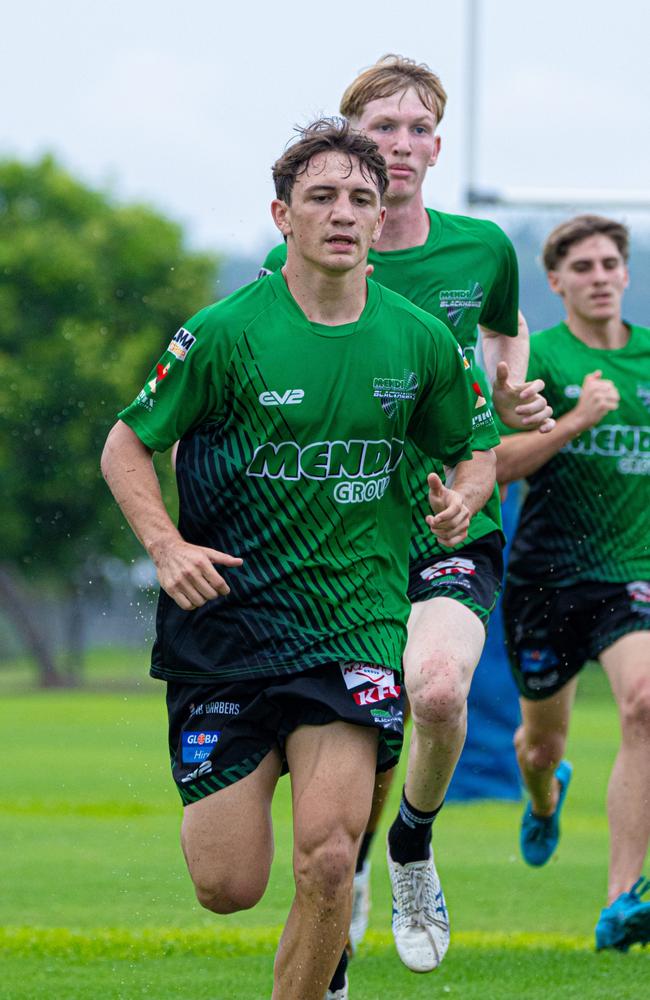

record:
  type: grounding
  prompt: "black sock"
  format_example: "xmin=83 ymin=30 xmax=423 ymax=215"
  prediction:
xmin=387 ymin=789 xmax=443 ymax=865
xmin=328 ymin=948 xmax=348 ymax=992
xmin=355 ymin=831 xmax=374 ymax=873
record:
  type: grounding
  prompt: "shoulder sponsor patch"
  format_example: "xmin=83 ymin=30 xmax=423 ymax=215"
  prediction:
xmin=168 ymin=327 xmax=196 ymax=361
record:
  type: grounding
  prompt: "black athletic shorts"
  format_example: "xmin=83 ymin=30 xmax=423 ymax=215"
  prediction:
xmin=166 ymin=660 xmax=405 ymax=805
xmin=407 ymin=531 xmax=504 ymax=629
xmin=503 ymin=579 xmax=650 ymax=701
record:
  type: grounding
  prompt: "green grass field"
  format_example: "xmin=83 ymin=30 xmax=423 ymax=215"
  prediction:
xmin=1 ymin=651 xmax=648 ymax=998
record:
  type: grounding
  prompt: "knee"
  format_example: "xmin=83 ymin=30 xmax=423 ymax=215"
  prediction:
xmin=294 ymin=831 xmax=358 ymax=903
xmin=515 ymin=725 xmax=564 ymax=772
xmin=408 ymin=656 xmax=468 ymax=730
xmin=192 ymin=872 xmax=266 ymax=915
xmin=619 ymin=676 xmax=650 ymax=737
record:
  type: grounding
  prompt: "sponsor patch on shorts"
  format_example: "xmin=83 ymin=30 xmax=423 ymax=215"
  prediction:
xmin=627 ymin=581 xmax=650 ymax=611
xmin=520 ymin=648 xmax=559 ymax=673
xmin=182 ymin=730 xmax=221 ymax=763
xmin=353 ymin=684 xmax=401 ymax=706
xmin=420 ymin=557 xmax=476 ymax=582
xmin=340 ymin=662 xmax=395 ymax=690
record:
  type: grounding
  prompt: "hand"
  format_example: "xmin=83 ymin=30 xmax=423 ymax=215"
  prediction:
xmin=425 ymin=473 xmax=470 ymax=547
xmin=493 ymin=362 xmax=555 ymax=433
xmin=571 ymin=370 xmax=619 ymax=431
xmin=152 ymin=539 xmax=243 ymax=611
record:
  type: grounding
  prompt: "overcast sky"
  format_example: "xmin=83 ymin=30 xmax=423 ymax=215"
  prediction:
xmin=3 ymin=0 xmax=650 ymax=256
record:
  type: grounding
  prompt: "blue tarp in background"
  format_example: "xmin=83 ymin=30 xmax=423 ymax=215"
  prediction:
xmin=447 ymin=482 xmax=522 ymax=801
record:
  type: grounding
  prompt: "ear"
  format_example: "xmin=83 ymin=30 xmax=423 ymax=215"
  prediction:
xmin=547 ymin=270 xmax=562 ymax=296
xmin=428 ymin=134 xmax=441 ymax=167
xmin=271 ymin=199 xmax=292 ymax=238
xmin=623 ymin=264 xmax=630 ymax=290
xmin=371 ymin=205 xmax=387 ymax=244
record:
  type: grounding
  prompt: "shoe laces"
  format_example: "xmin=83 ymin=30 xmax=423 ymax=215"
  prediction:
xmin=395 ymin=863 xmax=448 ymax=932
xmin=629 ymin=877 xmax=650 ymax=901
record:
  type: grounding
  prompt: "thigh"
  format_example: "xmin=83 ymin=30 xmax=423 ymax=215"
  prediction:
xmin=599 ymin=629 xmax=650 ymax=707
xmin=181 ymin=746 xmax=282 ymax=891
xmin=286 ymin=722 xmax=378 ymax=853
xmin=405 ymin=596 xmax=486 ymax=699
xmin=519 ymin=675 xmax=579 ymax=743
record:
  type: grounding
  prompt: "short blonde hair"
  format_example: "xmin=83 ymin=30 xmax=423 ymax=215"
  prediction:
xmin=340 ymin=54 xmax=447 ymax=124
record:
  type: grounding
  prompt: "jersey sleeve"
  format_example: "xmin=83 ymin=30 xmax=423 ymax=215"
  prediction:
xmin=469 ymin=363 xmax=501 ymax=450
xmin=478 ymin=226 xmax=519 ymax=337
xmin=258 ymin=242 xmax=287 ymax=277
xmin=408 ymin=319 xmax=474 ymax=466
xmin=118 ymin=308 xmax=227 ymax=452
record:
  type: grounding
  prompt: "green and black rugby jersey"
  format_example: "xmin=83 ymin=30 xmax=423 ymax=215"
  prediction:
xmin=262 ymin=208 xmax=517 ymax=559
xmin=119 ymin=270 xmax=474 ymax=683
xmin=501 ymin=322 xmax=650 ymax=587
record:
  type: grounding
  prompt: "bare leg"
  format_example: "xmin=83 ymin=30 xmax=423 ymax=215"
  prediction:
xmin=181 ymin=748 xmax=282 ymax=913
xmin=515 ymin=678 xmax=577 ymax=816
xmin=272 ymin=722 xmax=378 ymax=1000
xmin=402 ymin=597 xmax=485 ymax=810
xmin=600 ymin=631 xmax=650 ymax=902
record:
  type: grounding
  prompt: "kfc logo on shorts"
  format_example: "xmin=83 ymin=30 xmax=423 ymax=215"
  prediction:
xmin=420 ymin=557 xmax=476 ymax=582
xmin=353 ymin=684 xmax=401 ymax=706
xmin=340 ymin=661 xmax=395 ymax=690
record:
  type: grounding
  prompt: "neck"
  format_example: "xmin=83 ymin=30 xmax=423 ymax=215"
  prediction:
xmin=565 ymin=311 xmax=629 ymax=350
xmin=375 ymin=193 xmax=429 ymax=251
xmin=281 ymin=253 xmax=367 ymax=325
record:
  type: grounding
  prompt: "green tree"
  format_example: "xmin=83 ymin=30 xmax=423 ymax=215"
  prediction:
xmin=0 ymin=156 xmax=219 ymax=685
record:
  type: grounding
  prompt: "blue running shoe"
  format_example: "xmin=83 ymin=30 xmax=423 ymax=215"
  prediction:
xmin=520 ymin=760 xmax=573 ymax=867
xmin=595 ymin=877 xmax=650 ymax=952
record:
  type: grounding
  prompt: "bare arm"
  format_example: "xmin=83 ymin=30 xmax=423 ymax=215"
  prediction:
xmin=496 ymin=370 xmax=620 ymax=484
xmin=425 ymin=449 xmax=497 ymax=548
xmin=101 ymin=421 xmax=242 ymax=610
xmin=482 ymin=312 xmax=555 ymax=433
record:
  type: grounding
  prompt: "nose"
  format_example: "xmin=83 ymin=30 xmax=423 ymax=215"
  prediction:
xmin=330 ymin=193 xmax=355 ymax=224
xmin=392 ymin=126 xmax=412 ymax=155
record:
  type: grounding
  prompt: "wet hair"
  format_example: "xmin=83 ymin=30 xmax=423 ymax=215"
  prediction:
xmin=340 ymin=54 xmax=447 ymax=124
xmin=272 ymin=117 xmax=388 ymax=204
xmin=543 ymin=214 xmax=630 ymax=271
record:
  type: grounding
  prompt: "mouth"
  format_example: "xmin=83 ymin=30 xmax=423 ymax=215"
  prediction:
xmin=326 ymin=235 xmax=357 ymax=249
xmin=389 ymin=163 xmax=414 ymax=176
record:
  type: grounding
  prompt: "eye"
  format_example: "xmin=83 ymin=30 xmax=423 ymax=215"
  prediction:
xmin=413 ymin=126 xmax=429 ymax=135
xmin=377 ymin=123 xmax=393 ymax=133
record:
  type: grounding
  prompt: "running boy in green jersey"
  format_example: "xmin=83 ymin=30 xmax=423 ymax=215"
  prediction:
xmin=101 ymin=119 xmax=494 ymax=1000
xmin=497 ymin=215 xmax=650 ymax=952
xmin=262 ymin=56 xmax=553 ymax=976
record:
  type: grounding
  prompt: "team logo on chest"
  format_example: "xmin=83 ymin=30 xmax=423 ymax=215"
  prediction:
xmin=439 ymin=282 xmax=483 ymax=327
xmin=637 ymin=383 xmax=650 ymax=412
xmin=372 ymin=371 xmax=419 ymax=418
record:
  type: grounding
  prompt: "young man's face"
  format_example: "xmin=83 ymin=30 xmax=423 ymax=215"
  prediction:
xmin=548 ymin=234 xmax=629 ymax=324
xmin=352 ymin=87 xmax=440 ymax=204
xmin=272 ymin=152 xmax=385 ymax=273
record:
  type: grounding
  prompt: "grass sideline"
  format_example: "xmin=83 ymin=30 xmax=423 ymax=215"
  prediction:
xmin=1 ymin=654 xmax=648 ymax=997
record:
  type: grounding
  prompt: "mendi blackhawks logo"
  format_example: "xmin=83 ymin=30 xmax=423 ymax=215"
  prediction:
xmin=439 ymin=282 xmax=484 ymax=327
xmin=372 ymin=371 xmax=419 ymax=418
xmin=637 ymin=384 xmax=650 ymax=412
xmin=370 ymin=705 xmax=404 ymax=731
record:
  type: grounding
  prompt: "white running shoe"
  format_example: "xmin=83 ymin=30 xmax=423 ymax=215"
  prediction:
xmin=349 ymin=860 xmax=371 ymax=953
xmin=387 ymin=842 xmax=450 ymax=972
xmin=325 ymin=975 xmax=348 ymax=999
